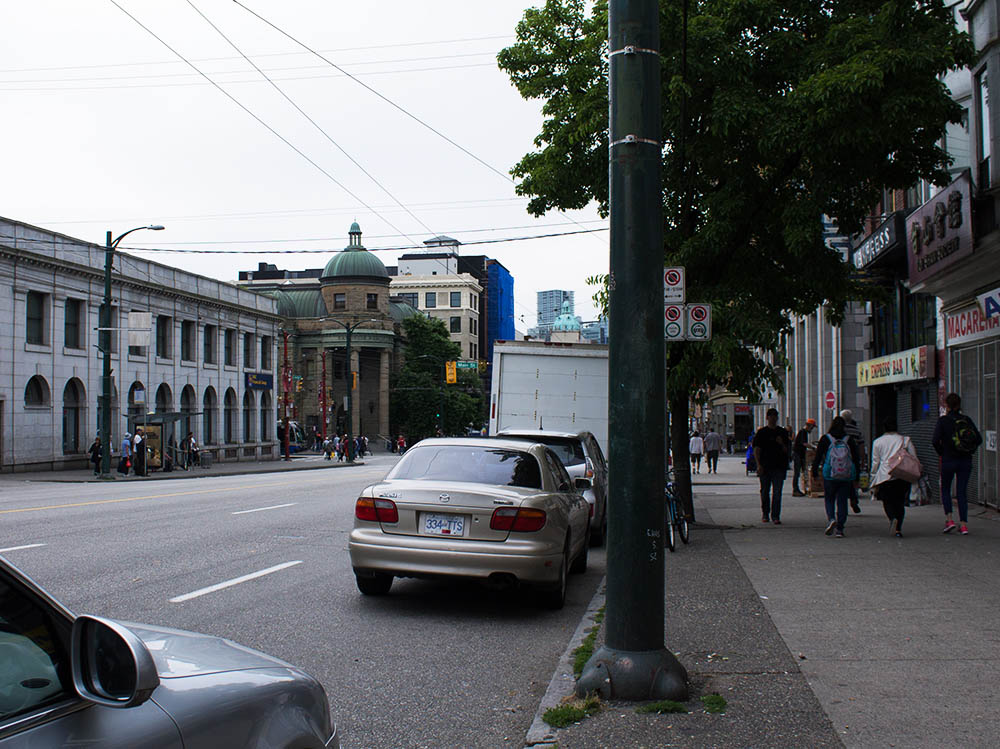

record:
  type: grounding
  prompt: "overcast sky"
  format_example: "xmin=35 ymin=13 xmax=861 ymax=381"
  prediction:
xmin=2 ymin=1 xmax=608 ymax=328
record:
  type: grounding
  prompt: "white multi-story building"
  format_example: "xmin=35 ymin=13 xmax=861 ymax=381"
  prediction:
xmin=389 ymin=274 xmax=483 ymax=361
xmin=0 ymin=216 xmax=281 ymax=472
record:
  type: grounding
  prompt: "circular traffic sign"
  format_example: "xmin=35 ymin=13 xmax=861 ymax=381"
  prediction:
xmin=664 ymin=305 xmax=682 ymax=322
xmin=690 ymin=322 xmax=707 ymax=338
xmin=664 ymin=269 xmax=681 ymax=286
xmin=824 ymin=391 xmax=836 ymax=409
xmin=665 ymin=322 xmax=682 ymax=337
xmin=689 ymin=305 xmax=707 ymax=322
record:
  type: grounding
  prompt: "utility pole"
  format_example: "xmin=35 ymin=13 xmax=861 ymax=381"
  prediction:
xmin=577 ymin=0 xmax=688 ymax=700
xmin=320 ymin=349 xmax=328 ymax=443
xmin=282 ymin=330 xmax=291 ymax=461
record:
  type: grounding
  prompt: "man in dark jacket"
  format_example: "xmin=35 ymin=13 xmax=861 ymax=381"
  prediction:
xmin=932 ymin=393 xmax=982 ymax=535
xmin=752 ymin=408 xmax=791 ymax=524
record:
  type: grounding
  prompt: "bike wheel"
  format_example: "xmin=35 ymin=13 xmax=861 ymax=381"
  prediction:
xmin=665 ymin=498 xmax=676 ymax=552
xmin=678 ymin=509 xmax=690 ymax=544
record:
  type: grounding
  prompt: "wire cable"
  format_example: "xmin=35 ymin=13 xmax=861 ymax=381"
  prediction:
xmin=106 ymin=0 xmax=414 ymax=242
xmin=183 ymin=0 xmax=434 ymax=239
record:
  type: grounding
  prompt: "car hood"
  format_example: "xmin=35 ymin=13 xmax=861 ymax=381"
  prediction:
xmin=117 ymin=620 xmax=296 ymax=679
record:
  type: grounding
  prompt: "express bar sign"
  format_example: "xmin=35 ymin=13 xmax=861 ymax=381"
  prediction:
xmin=856 ymin=345 xmax=934 ymax=387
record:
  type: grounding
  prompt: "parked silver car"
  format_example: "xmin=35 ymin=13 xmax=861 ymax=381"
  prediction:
xmin=0 ymin=556 xmax=337 ymax=748
xmin=349 ymin=438 xmax=591 ymax=609
xmin=496 ymin=429 xmax=609 ymax=547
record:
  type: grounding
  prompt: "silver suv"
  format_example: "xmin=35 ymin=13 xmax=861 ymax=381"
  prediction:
xmin=496 ymin=429 xmax=608 ymax=546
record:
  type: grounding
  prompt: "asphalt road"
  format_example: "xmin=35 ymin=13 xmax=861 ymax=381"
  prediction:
xmin=0 ymin=456 xmax=605 ymax=749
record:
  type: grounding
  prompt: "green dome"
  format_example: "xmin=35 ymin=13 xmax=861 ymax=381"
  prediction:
xmin=321 ymin=222 xmax=389 ymax=280
xmin=552 ymin=299 xmax=581 ymax=331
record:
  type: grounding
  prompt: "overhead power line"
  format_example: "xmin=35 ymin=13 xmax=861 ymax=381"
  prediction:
xmin=106 ymin=0 xmax=416 ymax=243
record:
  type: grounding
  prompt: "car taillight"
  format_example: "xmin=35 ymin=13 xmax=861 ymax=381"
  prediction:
xmin=355 ymin=497 xmax=398 ymax=523
xmin=585 ymin=458 xmax=594 ymax=479
xmin=490 ymin=507 xmax=546 ymax=532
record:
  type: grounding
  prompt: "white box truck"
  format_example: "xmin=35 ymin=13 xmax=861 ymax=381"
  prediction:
xmin=488 ymin=341 xmax=608 ymax=454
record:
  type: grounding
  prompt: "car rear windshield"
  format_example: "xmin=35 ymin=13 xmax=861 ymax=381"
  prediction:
xmin=387 ymin=446 xmax=542 ymax=489
xmin=507 ymin=436 xmax=585 ymax=467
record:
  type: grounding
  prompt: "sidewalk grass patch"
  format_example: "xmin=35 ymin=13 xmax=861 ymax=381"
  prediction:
xmin=636 ymin=699 xmax=688 ymax=715
xmin=542 ymin=694 xmax=601 ymax=728
xmin=571 ymin=605 xmax=606 ymax=677
xmin=701 ymin=693 xmax=727 ymax=714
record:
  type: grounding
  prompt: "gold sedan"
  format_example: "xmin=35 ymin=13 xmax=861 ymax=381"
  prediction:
xmin=349 ymin=438 xmax=592 ymax=609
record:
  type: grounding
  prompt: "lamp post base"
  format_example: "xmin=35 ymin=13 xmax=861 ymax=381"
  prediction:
xmin=576 ymin=646 xmax=688 ymax=701
xmin=97 ymin=473 xmax=116 ymax=481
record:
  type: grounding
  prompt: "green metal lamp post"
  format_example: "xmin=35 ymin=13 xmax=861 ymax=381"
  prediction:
xmin=99 ymin=225 xmax=164 ymax=479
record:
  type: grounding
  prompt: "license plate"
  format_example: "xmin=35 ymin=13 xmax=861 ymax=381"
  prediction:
xmin=422 ymin=513 xmax=465 ymax=537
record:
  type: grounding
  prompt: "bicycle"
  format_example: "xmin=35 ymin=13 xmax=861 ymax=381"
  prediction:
xmin=664 ymin=475 xmax=690 ymax=552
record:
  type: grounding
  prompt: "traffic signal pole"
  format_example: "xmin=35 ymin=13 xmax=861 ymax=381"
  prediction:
xmin=577 ymin=0 xmax=688 ymax=700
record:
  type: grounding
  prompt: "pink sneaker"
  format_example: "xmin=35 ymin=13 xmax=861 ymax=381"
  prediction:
xmin=943 ymin=520 xmax=957 ymax=533
xmin=960 ymin=525 xmax=969 ymax=535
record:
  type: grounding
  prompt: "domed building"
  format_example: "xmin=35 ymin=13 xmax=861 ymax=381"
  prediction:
xmin=241 ymin=223 xmax=419 ymax=442
xmin=550 ymin=299 xmax=583 ymax=343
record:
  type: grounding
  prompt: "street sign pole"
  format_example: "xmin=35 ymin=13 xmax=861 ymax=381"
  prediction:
xmin=578 ymin=0 xmax=687 ymax=701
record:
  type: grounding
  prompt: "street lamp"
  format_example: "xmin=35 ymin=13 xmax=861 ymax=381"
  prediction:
xmin=99 ymin=225 xmax=164 ymax=479
xmin=325 ymin=317 xmax=378 ymax=462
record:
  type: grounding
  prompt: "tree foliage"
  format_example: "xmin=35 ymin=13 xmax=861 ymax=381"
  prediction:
xmin=390 ymin=315 xmax=486 ymax=443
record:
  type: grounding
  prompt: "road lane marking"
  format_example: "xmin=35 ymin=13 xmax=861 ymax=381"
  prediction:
xmin=231 ymin=502 xmax=297 ymax=515
xmin=169 ymin=561 xmax=303 ymax=603
xmin=0 ymin=477 xmax=332 ymax=515
xmin=0 ymin=543 xmax=46 ymax=553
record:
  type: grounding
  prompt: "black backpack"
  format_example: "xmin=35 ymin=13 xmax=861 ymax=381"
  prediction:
xmin=951 ymin=415 xmax=981 ymax=455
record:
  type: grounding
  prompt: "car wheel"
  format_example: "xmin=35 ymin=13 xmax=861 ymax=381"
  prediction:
xmin=589 ymin=508 xmax=607 ymax=547
xmin=356 ymin=573 xmax=393 ymax=596
xmin=570 ymin=529 xmax=589 ymax=574
xmin=539 ymin=547 xmax=568 ymax=610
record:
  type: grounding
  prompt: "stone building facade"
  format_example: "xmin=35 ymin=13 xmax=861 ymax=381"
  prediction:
xmin=389 ymin=274 xmax=482 ymax=361
xmin=0 ymin=216 xmax=282 ymax=472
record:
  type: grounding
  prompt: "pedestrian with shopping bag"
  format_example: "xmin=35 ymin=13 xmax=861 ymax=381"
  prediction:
xmin=869 ymin=417 xmax=920 ymax=537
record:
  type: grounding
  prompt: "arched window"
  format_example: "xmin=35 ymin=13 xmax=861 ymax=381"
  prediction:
xmin=260 ymin=391 xmax=272 ymax=441
xmin=224 ymin=388 xmax=238 ymax=444
xmin=24 ymin=375 xmax=50 ymax=407
xmin=155 ymin=383 xmax=173 ymax=414
xmin=127 ymin=381 xmax=146 ymax=429
xmin=62 ymin=378 xmax=85 ymax=454
xmin=243 ymin=390 xmax=256 ymax=442
xmin=203 ymin=386 xmax=218 ymax=445
xmin=180 ymin=385 xmax=197 ymax=439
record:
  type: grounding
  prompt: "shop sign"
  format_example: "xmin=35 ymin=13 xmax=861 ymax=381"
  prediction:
xmin=852 ymin=212 xmax=903 ymax=269
xmin=734 ymin=405 xmax=751 ymax=415
xmin=245 ymin=372 xmax=273 ymax=390
xmin=856 ymin=345 xmax=934 ymax=387
xmin=976 ymin=285 xmax=1000 ymax=321
xmin=906 ymin=172 xmax=973 ymax=284
xmin=945 ymin=304 xmax=1000 ymax=345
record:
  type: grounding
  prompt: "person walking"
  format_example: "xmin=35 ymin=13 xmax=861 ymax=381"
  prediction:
xmin=932 ymin=392 xmax=983 ymax=534
xmin=703 ymin=428 xmax=723 ymax=473
xmin=688 ymin=431 xmax=704 ymax=474
xmin=791 ymin=418 xmax=817 ymax=496
xmin=88 ymin=436 xmax=103 ymax=476
xmin=840 ymin=410 xmax=866 ymax=513
xmin=752 ymin=408 xmax=791 ymax=524
xmin=869 ymin=417 xmax=918 ymax=537
xmin=132 ymin=428 xmax=146 ymax=477
xmin=118 ymin=432 xmax=132 ymax=475
xmin=811 ymin=416 xmax=862 ymax=538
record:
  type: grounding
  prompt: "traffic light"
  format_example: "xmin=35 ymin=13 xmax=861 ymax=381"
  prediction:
xmin=352 ymin=371 xmax=358 ymax=390
xmin=445 ymin=360 xmax=457 ymax=384
xmin=295 ymin=376 xmax=303 ymax=393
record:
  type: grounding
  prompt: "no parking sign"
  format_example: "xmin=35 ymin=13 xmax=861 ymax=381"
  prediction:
xmin=664 ymin=304 xmax=684 ymax=340
xmin=686 ymin=303 xmax=712 ymax=341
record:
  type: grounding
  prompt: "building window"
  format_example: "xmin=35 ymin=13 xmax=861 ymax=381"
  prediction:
xmin=472 ymin=318 xmax=478 ymax=336
xmin=450 ymin=291 xmax=461 ymax=308
xmin=470 ymin=342 xmax=476 ymax=359
xmin=945 ymin=106 xmax=971 ymax=178
xmin=334 ymin=358 xmax=344 ymax=380
xmin=224 ymin=388 xmax=238 ymax=443
xmin=128 ymin=309 xmax=147 ymax=357
xmin=977 ymin=70 xmax=991 ymax=186
xmin=203 ymin=386 xmax=217 ymax=444
xmin=181 ymin=320 xmax=196 ymax=361
xmin=224 ymin=328 xmax=236 ymax=366
xmin=26 ymin=291 xmax=47 ymax=345
xmin=204 ymin=324 xmax=217 ymax=364
xmin=24 ymin=375 xmax=50 ymax=407
xmin=471 ymin=294 xmax=477 ymax=310
xmin=334 ymin=293 xmax=346 ymax=310
xmin=155 ymin=315 xmax=172 ymax=359
xmin=398 ymin=292 xmax=418 ymax=308
xmin=260 ymin=391 xmax=272 ymax=441
xmin=450 ymin=316 xmax=461 ymax=333
xmin=62 ymin=379 xmax=85 ymax=454
xmin=243 ymin=332 xmax=255 ymax=368
xmin=261 ymin=336 xmax=272 ymax=370
xmin=64 ymin=298 xmax=83 ymax=349
xmin=367 ymin=293 xmax=378 ymax=310
xmin=243 ymin=390 xmax=256 ymax=442
xmin=425 ymin=292 xmax=437 ymax=308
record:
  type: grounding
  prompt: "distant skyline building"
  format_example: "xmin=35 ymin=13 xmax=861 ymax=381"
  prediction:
xmin=536 ymin=290 xmax=573 ymax=332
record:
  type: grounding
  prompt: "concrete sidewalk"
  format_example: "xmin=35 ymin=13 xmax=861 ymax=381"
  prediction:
xmin=534 ymin=455 xmax=1000 ymax=748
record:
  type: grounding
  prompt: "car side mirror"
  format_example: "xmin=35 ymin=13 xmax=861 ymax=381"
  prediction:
xmin=71 ymin=615 xmax=159 ymax=708
xmin=574 ymin=477 xmax=593 ymax=491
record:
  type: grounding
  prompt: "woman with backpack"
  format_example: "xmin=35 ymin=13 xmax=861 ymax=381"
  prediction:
xmin=870 ymin=417 xmax=919 ymax=537
xmin=811 ymin=416 xmax=862 ymax=538
xmin=932 ymin=393 xmax=983 ymax=535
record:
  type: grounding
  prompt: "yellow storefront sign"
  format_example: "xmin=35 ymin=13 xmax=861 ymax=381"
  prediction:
xmin=856 ymin=345 xmax=934 ymax=387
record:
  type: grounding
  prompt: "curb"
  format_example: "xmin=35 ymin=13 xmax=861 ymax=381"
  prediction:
xmin=524 ymin=577 xmax=607 ymax=747
xmin=16 ymin=460 xmax=372 ymax=484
